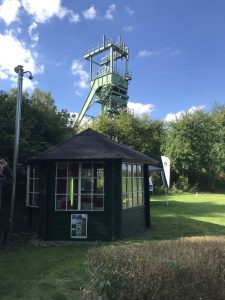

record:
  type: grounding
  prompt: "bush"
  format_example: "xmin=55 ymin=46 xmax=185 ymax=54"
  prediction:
xmin=170 ymin=176 xmax=190 ymax=194
xmin=85 ymin=237 xmax=225 ymax=300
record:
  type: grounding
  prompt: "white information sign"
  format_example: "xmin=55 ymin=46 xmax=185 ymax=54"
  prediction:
xmin=71 ymin=214 xmax=88 ymax=239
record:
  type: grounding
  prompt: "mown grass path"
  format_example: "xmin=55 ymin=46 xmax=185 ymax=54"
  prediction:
xmin=0 ymin=193 xmax=224 ymax=299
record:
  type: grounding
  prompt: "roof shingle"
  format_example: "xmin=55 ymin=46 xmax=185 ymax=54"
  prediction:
xmin=27 ymin=128 xmax=158 ymax=164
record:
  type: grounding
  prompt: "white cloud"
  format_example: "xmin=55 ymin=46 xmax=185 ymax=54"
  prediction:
xmin=167 ymin=48 xmax=182 ymax=57
xmin=28 ymin=22 xmax=39 ymax=42
xmin=68 ymin=112 xmax=90 ymax=126
xmin=21 ymin=0 xmax=61 ymax=23
xmin=128 ymin=101 xmax=155 ymax=116
xmin=83 ymin=6 xmax=97 ymax=20
xmin=0 ymin=70 xmax=8 ymax=79
xmin=125 ymin=6 xmax=134 ymax=16
xmin=0 ymin=0 xmax=80 ymax=25
xmin=138 ymin=47 xmax=181 ymax=58
xmin=71 ymin=60 xmax=89 ymax=92
xmin=165 ymin=105 xmax=205 ymax=122
xmin=56 ymin=6 xmax=80 ymax=23
xmin=123 ymin=26 xmax=134 ymax=32
xmin=105 ymin=4 xmax=116 ymax=20
xmin=68 ymin=11 xmax=80 ymax=23
xmin=138 ymin=50 xmax=161 ymax=58
xmin=21 ymin=0 xmax=80 ymax=23
xmin=0 ymin=0 xmax=21 ymax=25
xmin=0 ymin=31 xmax=44 ymax=90
xmin=188 ymin=105 xmax=205 ymax=113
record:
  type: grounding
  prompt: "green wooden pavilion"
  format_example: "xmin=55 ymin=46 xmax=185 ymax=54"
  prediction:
xmin=26 ymin=128 xmax=158 ymax=241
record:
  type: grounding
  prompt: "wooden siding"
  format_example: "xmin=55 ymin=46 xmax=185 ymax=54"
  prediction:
xmin=121 ymin=206 xmax=146 ymax=236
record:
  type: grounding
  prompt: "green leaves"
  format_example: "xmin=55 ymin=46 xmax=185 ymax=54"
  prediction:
xmin=162 ymin=107 xmax=225 ymax=191
xmin=0 ymin=88 xmax=75 ymax=164
xmin=91 ymin=110 xmax=165 ymax=161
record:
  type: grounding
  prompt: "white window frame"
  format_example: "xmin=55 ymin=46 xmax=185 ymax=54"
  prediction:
xmin=122 ymin=163 xmax=144 ymax=209
xmin=55 ymin=162 xmax=105 ymax=212
xmin=26 ymin=165 xmax=39 ymax=208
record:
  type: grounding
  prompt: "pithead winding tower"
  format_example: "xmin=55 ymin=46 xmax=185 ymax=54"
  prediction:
xmin=76 ymin=35 xmax=132 ymax=125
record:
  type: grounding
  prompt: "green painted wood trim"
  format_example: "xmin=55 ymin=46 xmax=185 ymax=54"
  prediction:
xmin=144 ymin=164 xmax=151 ymax=227
xmin=113 ymin=160 xmax=122 ymax=238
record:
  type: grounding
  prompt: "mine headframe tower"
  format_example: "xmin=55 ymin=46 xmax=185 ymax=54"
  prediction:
xmin=75 ymin=35 xmax=132 ymax=125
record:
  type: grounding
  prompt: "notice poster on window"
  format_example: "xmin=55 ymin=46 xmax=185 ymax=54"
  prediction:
xmin=71 ymin=214 xmax=88 ymax=239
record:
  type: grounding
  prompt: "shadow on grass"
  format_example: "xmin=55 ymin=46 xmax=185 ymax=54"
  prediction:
xmin=125 ymin=199 xmax=225 ymax=242
xmin=127 ymin=216 xmax=225 ymax=242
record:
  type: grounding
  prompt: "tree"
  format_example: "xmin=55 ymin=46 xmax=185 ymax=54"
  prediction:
xmin=91 ymin=110 xmax=165 ymax=161
xmin=162 ymin=108 xmax=224 ymax=191
xmin=0 ymin=88 xmax=75 ymax=163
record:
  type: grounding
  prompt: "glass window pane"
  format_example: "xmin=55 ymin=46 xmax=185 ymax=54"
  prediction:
xmin=57 ymin=163 xmax=67 ymax=177
xmin=138 ymin=179 xmax=143 ymax=192
xmin=93 ymin=164 xmax=104 ymax=177
xmin=81 ymin=163 xmax=92 ymax=177
xmin=29 ymin=179 xmax=34 ymax=193
xmin=56 ymin=195 xmax=67 ymax=210
xmin=81 ymin=178 xmax=92 ymax=193
xmin=34 ymin=179 xmax=39 ymax=193
xmin=133 ymin=192 xmax=138 ymax=207
xmin=122 ymin=194 xmax=127 ymax=209
xmin=133 ymin=164 xmax=137 ymax=177
xmin=128 ymin=164 xmax=132 ymax=177
xmin=33 ymin=193 xmax=39 ymax=206
xmin=127 ymin=193 xmax=133 ymax=208
xmin=133 ymin=178 xmax=138 ymax=192
xmin=30 ymin=165 xmax=40 ymax=178
xmin=68 ymin=164 xmax=79 ymax=177
xmin=93 ymin=177 xmax=104 ymax=193
xmin=67 ymin=178 xmax=78 ymax=195
xmin=127 ymin=177 xmax=132 ymax=193
xmin=122 ymin=163 xmax=127 ymax=177
xmin=122 ymin=178 xmax=127 ymax=193
xmin=93 ymin=195 xmax=104 ymax=210
xmin=137 ymin=165 xmax=142 ymax=177
xmin=57 ymin=179 xmax=67 ymax=194
xmin=68 ymin=194 xmax=78 ymax=210
xmin=81 ymin=195 xmax=91 ymax=210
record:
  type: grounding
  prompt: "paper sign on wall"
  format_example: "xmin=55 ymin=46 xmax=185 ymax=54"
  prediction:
xmin=71 ymin=214 xmax=88 ymax=239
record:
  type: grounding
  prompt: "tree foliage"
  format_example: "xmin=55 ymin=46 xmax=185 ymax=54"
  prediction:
xmin=91 ymin=110 xmax=165 ymax=161
xmin=0 ymin=88 xmax=75 ymax=164
xmin=162 ymin=107 xmax=225 ymax=190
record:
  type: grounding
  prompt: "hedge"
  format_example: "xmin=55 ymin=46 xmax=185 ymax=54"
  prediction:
xmin=84 ymin=236 xmax=225 ymax=300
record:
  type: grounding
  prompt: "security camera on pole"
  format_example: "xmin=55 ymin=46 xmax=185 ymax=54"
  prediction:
xmin=9 ymin=65 xmax=33 ymax=234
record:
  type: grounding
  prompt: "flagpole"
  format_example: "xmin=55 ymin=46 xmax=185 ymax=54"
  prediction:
xmin=9 ymin=65 xmax=33 ymax=234
xmin=161 ymin=156 xmax=171 ymax=206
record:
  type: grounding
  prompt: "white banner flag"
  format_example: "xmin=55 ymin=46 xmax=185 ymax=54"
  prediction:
xmin=161 ymin=156 xmax=171 ymax=188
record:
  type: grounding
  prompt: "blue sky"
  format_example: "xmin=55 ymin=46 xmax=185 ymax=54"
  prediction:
xmin=0 ymin=0 xmax=225 ymax=121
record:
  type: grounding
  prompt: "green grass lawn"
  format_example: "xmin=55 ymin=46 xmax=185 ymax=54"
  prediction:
xmin=147 ymin=193 xmax=225 ymax=240
xmin=0 ymin=244 xmax=91 ymax=300
xmin=0 ymin=193 xmax=225 ymax=299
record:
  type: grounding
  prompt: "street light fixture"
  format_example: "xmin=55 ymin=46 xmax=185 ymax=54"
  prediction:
xmin=9 ymin=65 xmax=33 ymax=233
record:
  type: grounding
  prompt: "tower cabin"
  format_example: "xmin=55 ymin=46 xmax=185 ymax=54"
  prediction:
xmin=26 ymin=129 xmax=157 ymax=241
xmin=76 ymin=36 xmax=132 ymax=126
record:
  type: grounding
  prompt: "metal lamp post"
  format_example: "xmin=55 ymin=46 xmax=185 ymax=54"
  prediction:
xmin=9 ymin=65 xmax=33 ymax=233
